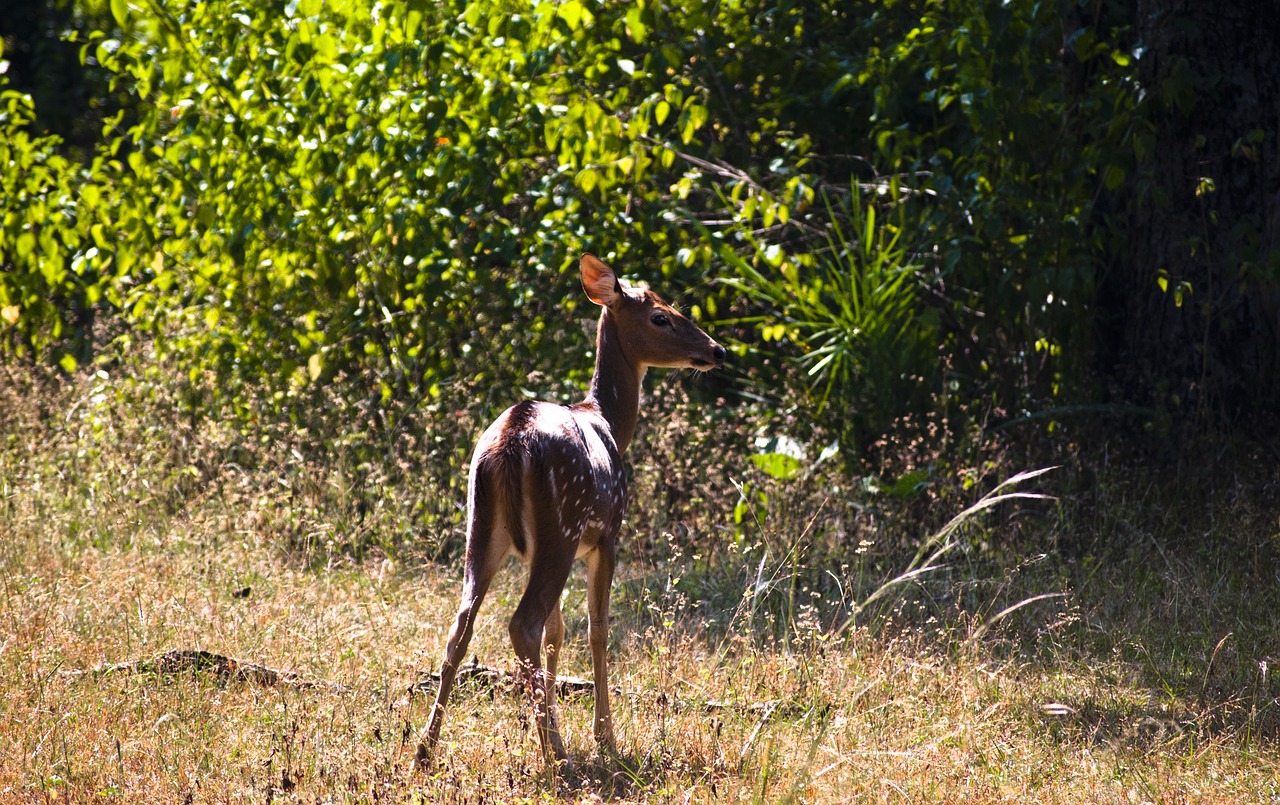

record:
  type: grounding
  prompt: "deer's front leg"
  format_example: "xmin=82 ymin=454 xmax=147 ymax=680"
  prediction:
xmin=585 ymin=544 xmax=617 ymax=753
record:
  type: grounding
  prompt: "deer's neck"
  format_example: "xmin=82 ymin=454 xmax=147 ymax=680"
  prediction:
xmin=586 ymin=310 xmax=645 ymax=454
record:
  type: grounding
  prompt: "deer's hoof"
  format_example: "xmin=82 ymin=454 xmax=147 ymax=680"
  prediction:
xmin=412 ymin=742 xmax=432 ymax=773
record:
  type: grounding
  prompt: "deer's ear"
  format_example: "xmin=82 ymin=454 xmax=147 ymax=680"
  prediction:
xmin=580 ymin=254 xmax=623 ymax=307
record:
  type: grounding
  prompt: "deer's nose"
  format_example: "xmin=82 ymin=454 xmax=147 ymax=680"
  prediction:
xmin=711 ymin=344 xmax=727 ymax=365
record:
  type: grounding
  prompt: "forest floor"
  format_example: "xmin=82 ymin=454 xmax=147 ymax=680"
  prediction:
xmin=2 ymin=368 xmax=1277 ymax=803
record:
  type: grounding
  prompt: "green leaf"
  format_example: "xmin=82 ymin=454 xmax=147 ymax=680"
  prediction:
xmin=110 ymin=0 xmax=128 ymax=27
xmin=752 ymin=433 xmax=805 ymax=479
xmin=16 ymin=232 xmax=35 ymax=261
xmin=625 ymin=7 xmax=648 ymax=43
xmin=1103 ymin=164 xmax=1125 ymax=191
xmin=889 ymin=468 xmax=932 ymax=498
xmin=751 ymin=452 xmax=803 ymax=480
xmin=680 ymin=103 xmax=708 ymax=144
xmin=558 ymin=0 xmax=584 ymax=30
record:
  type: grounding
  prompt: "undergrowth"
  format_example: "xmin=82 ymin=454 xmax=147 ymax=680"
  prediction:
xmin=1 ymin=362 xmax=1277 ymax=802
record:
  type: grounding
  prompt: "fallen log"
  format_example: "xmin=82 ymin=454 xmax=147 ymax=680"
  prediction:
xmin=408 ymin=658 xmax=815 ymax=720
xmin=62 ymin=651 xmax=812 ymax=719
xmin=60 ymin=649 xmax=337 ymax=690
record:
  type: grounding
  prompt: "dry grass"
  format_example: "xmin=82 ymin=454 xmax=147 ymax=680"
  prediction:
xmin=1 ymin=366 xmax=1278 ymax=803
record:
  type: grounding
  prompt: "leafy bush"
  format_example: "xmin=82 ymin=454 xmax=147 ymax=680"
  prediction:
xmin=0 ymin=87 xmax=118 ymax=369
xmin=722 ymin=183 xmax=938 ymax=454
xmin=2 ymin=0 xmax=1145 ymax=453
xmin=858 ymin=0 xmax=1143 ymax=407
xmin=88 ymin=0 xmax=749 ymax=423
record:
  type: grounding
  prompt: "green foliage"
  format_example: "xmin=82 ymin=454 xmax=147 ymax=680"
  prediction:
xmin=853 ymin=0 xmax=1143 ymax=405
xmin=40 ymin=0 xmax=734 ymax=423
xmin=723 ymin=184 xmax=937 ymax=452
xmin=697 ymin=0 xmax=1142 ymax=436
xmin=4 ymin=0 xmax=722 ymax=411
xmin=0 ymin=0 xmax=124 ymax=153
xmin=2 ymin=0 xmax=1146 ymax=452
xmin=0 ymin=87 xmax=117 ymax=368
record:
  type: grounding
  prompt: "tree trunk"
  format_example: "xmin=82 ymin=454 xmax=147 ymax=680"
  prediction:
xmin=1102 ymin=1 xmax=1280 ymax=433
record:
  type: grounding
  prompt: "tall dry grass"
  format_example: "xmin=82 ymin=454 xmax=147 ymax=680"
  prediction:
xmin=1 ymin=364 xmax=1277 ymax=802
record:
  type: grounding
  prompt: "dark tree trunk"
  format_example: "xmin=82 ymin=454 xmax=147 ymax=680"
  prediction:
xmin=1101 ymin=1 xmax=1280 ymax=434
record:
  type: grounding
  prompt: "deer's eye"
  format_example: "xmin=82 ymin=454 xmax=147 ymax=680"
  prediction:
xmin=651 ymin=313 xmax=671 ymax=327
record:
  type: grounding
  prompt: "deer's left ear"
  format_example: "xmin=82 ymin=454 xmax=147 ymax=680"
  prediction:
xmin=581 ymin=254 xmax=623 ymax=308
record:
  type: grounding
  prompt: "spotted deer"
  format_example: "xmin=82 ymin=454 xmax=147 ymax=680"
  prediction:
xmin=416 ymin=254 xmax=726 ymax=769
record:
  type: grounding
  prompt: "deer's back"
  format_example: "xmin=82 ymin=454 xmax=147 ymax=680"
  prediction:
xmin=470 ymin=400 xmax=626 ymax=557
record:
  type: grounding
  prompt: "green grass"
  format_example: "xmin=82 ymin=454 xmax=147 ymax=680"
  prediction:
xmin=1 ymin=365 xmax=1277 ymax=803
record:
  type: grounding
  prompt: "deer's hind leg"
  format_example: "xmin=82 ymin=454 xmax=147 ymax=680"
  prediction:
xmin=509 ymin=459 xmax=580 ymax=767
xmin=543 ymin=600 xmax=565 ymax=703
xmin=416 ymin=478 xmax=512 ymax=769
xmin=509 ymin=542 xmax=575 ymax=766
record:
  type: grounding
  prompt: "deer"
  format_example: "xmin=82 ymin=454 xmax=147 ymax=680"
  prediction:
xmin=415 ymin=253 xmax=726 ymax=771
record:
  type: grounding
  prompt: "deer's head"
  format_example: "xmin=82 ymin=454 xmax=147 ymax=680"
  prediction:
xmin=580 ymin=253 xmax=727 ymax=371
